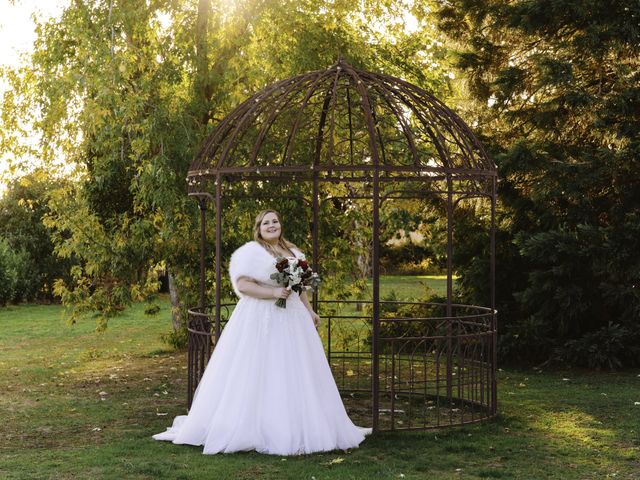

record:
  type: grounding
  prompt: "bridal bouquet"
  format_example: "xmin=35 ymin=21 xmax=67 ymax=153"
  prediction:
xmin=270 ymin=256 xmax=321 ymax=308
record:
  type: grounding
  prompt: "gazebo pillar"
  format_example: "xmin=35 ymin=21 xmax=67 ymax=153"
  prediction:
xmin=198 ymin=198 xmax=207 ymax=310
xmin=214 ymin=174 xmax=222 ymax=341
xmin=446 ymin=175 xmax=454 ymax=402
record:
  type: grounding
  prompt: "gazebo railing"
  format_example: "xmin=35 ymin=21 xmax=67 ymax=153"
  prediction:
xmin=187 ymin=300 xmax=497 ymax=431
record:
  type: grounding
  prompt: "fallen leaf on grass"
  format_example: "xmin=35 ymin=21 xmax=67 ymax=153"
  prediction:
xmin=327 ymin=457 xmax=344 ymax=465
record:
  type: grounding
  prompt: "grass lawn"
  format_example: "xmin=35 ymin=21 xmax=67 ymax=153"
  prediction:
xmin=377 ymin=275 xmax=455 ymax=299
xmin=0 ymin=276 xmax=638 ymax=479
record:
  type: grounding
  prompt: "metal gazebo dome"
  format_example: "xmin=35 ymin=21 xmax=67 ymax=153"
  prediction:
xmin=185 ymin=59 xmax=497 ymax=432
xmin=188 ymin=60 xmax=494 ymax=188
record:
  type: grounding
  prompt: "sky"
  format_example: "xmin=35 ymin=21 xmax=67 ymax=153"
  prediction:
xmin=0 ymin=1 xmax=66 ymax=66
xmin=0 ymin=0 xmax=68 ymax=195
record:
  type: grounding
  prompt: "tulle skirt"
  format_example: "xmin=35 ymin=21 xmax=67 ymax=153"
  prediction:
xmin=152 ymin=294 xmax=371 ymax=455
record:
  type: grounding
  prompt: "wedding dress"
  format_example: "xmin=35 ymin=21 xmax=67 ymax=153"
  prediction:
xmin=153 ymin=240 xmax=372 ymax=455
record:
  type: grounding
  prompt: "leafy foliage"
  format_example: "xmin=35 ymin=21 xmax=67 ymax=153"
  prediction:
xmin=0 ymin=171 xmax=75 ymax=302
xmin=362 ymin=286 xmax=451 ymax=352
xmin=556 ymin=322 xmax=640 ymax=370
xmin=0 ymin=0 xmax=453 ymax=329
xmin=437 ymin=0 xmax=640 ymax=366
xmin=0 ymin=237 xmax=21 ymax=305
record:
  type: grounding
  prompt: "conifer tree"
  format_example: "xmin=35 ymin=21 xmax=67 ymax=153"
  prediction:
xmin=438 ymin=0 xmax=640 ymax=367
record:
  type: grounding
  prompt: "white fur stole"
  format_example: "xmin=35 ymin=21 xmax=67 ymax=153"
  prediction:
xmin=228 ymin=241 xmax=304 ymax=298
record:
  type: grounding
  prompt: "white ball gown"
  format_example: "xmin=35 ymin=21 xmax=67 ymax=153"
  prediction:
xmin=153 ymin=240 xmax=372 ymax=455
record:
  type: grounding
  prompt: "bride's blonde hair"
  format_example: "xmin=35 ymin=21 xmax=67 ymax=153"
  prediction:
xmin=253 ymin=209 xmax=296 ymax=256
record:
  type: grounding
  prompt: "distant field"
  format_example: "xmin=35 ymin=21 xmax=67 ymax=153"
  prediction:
xmin=377 ymin=274 xmax=455 ymax=298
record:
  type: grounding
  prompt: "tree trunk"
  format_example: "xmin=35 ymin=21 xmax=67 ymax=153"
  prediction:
xmin=354 ymin=217 xmax=372 ymax=311
xmin=194 ymin=0 xmax=213 ymax=126
xmin=168 ymin=271 xmax=182 ymax=331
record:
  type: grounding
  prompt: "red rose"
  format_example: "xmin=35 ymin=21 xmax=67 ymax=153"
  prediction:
xmin=275 ymin=258 xmax=289 ymax=272
xmin=298 ymin=259 xmax=309 ymax=270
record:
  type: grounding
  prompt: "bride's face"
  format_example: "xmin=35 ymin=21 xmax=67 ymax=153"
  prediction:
xmin=259 ymin=212 xmax=282 ymax=243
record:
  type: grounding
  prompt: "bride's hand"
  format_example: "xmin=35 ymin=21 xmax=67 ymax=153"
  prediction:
xmin=273 ymin=287 xmax=291 ymax=300
xmin=310 ymin=311 xmax=321 ymax=328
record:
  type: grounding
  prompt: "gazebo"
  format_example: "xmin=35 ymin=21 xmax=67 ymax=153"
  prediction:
xmin=185 ymin=59 xmax=497 ymax=432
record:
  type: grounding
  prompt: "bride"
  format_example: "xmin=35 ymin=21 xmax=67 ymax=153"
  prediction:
xmin=153 ymin=209 xmax=372 ymax=455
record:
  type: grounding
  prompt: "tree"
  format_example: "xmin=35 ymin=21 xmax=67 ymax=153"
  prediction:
xmin=0 ymin=171 xmax=74 ymax=302
xmin=437 ymin=0 xmax=640 ymax=367
xmin=0 ymin=237 xmax=20 ymax=306
xmin=1 ymin=0 xmax=454 ymax=333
